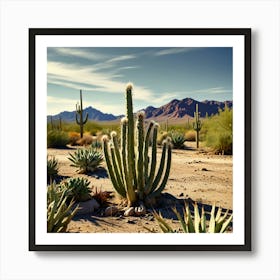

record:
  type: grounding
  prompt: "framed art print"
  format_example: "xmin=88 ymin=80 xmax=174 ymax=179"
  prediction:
xmin=29 ymin=28 xmax=251 ymax=251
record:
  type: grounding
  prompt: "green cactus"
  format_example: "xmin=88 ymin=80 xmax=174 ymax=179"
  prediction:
xmin=76 ymin=89 xmax=88 ymax=138
xmin=193 ymin=103 xmax=202 ymax=148
xmin=102 ymin=84 xmax=172 ymax=207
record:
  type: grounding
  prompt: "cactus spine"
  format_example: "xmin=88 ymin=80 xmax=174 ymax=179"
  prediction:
xmin=102 ymin=84 xmax=172 ymax=207
xmin=193 ymin=103 xmax=202 ymax=148
xmin=76 ymin=90 xmax=88 ymax=138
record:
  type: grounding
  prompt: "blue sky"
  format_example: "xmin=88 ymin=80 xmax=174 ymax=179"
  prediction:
xmin=47 ymin=47 xmax=232 ymax=115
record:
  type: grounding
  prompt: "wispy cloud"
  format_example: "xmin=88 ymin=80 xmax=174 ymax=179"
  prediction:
xmin=48 ymin=61 xmax=154 ymax=102
xmin=53 ymin=48 xmax=107 ymax=61
xmin=193 ymin=87 xmax=232 ymax=94
xmin=154 ymin=47 xmax=200 ymax=56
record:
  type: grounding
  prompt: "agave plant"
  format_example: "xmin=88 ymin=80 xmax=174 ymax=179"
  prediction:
xmin=91 ymin=139 xmax=102 ymax=150
xmin=68 ymin=147 xmax=103 ymax=174
xmin=47 ymin=156 xmax=59 ymax=183
xmin=61 ymin=177 xmax=92 ymax=202
xmin=170 ymin=131 xmax=186 ymax=149
xmin=47 ymin=182 xmax=79 ymax=233
xmin=154 ymin=203 xmax=233 ymax=233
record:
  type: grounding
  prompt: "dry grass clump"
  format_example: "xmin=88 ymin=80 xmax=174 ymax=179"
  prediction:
xmin=185 ymin=130 xmax=196 ymax=142
xmin=68 ymin=131 xmax=80 ymax=145
xmin=76 ymin=132 xmax=94 ymax=146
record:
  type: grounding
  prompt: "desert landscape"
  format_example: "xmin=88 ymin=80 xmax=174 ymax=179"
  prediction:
xmin=47 ymin=141 xmax=232 ymax=233
xmin=46 ymin=47 xmax=233 ymax=234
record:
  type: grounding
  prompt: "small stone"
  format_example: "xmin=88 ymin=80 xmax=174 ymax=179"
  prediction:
xmin=73 ymin=198 xmax=100 ymax=215
xmin=179 ymin=193 xmax=184 ymax=197
xmin=201 ymin=168 xmax=208 ymax=171
xmin=134 ymin=204 xmax=146 ymax=216
xmin=124 ymin=207 xmax=135 ymax=217
xmin=104 ymin=206 xmax=119 ymax=216
xmin=127 ymin=220 xmax=136 ymax=224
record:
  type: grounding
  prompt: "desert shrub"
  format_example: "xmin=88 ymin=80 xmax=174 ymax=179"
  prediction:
xmin=47 ymin=156 xmax=59 ymax=183
xmin=61 ymin=177 xmax=92 ymax=202
xmin=92 ymin=188 xmax=111 ymax=206
xmin=157 ymin=131 xmax=169 ymax=145
xmin=152 ymin=203 xmax=233 ymax=233
xmin=203 ymin=106 xmax=232 ymax=154
xmin=170 ymin=131 xmax=186 ymax=149
xmin=68 ymin=131 xmax=80 ymax=146
xmin=76 ymin=133 xmax=94 ymax=146
xmin=68 ymin=147 xmax=103 ymax=174
xmin=47 ymin=130 xmax=69 ymax=148
xmin=185 ymin=130 xmax=196 ymax=141
xmin=47 ymin=182 xmax=79 ymax=233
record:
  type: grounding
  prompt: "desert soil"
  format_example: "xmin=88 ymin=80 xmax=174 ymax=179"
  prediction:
xmin=47 ymin=141 xmax=232 ymax=233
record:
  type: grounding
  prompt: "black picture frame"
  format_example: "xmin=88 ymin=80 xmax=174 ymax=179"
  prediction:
xmin=29 ymin=28 xmax=251 ymax=251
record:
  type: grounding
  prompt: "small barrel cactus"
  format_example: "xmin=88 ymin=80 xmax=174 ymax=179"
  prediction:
xmin=102 ymin=84 xmax=172 ymax=207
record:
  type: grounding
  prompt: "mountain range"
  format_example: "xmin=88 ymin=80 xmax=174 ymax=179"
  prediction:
xmin=47 ymin=97 xmax=232 ymax=122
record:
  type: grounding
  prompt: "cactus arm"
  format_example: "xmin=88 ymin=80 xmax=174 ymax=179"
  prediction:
xmin=83 ymin=113 xmax=89 ymax=125
xmin=121 ymin=118 xmax=130 ymax=195
xmin=150 ymin=140 xmax=167 ymax=193
xmin=111 ymin=132 xmax=124 ymax=186
xmin=102 ymin=137 xmax=124 ymax=197
xmin=148 ymin=141 xmax=171 ymax=198
xmin=144 ymin=121 xmax=154 ymax=183
xmin=75 ymin=112 xmax=80 ymax=125
xmin=136 ymin=112 xmax=145 ymax=200
xmin=110 ymin=145 xmax=126 ymax=197
xmin=145 ymin=124 xmax=158 ymax=194
xmin=126 ymin=85 xmax=137 ymax=190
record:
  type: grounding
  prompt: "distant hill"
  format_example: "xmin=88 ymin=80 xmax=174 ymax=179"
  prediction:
xmin=47 ymin=98 xmax=232 ymax=123
xmin=47 ymin=106 xmax=122 ymax=122
xmin=142 ymin=98 xmax=232 ymax=121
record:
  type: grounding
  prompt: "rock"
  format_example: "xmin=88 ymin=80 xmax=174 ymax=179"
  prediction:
xmin=201 ymin=168 xmax=208 ymax=171
xmin=127 ymin=220 xmax=136 ymax=224
xmin=134 ymin=204 xmax=146 ymax=216
xmin=104 ymin=206 xmax=119 ymax=216
xmin=124 ymin=207 xmax=135 ymax=217
xmin=179 ymin=193 xmax=184 ymax=197
xmin=73 ymin=198 xmax=100 ymax=215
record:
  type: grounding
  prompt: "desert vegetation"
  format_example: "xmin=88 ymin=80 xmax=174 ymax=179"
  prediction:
xmin=46 ymin=84 xmax=233 ymax=233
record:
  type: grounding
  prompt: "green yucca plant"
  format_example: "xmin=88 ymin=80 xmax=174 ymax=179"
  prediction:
xmin=154 ymin=203 xmax=233 ymax=233
xmin=47 ymin=182 xmax=79 ymax=233
xmin=170 ymin=131 xmax=186 ymax=149
xmin=61 ymin=177 xmax=92 ymax=202
xmin=68 ymin=147 xmax=103 ymax=174
xmin=47 ymin=156 xmax=59 ymax=183
xmin=102 ymin=84 xmax=172 ymax=207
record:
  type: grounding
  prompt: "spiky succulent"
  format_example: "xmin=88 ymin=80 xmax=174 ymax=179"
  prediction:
xmin=47 ymin=156 xmax=59 ymax=183
xmin=47 ymin=182 xmax=79 ymax=233
xmin=61 ymin=177 xmax=92 ymax=202
xmin=170 ymin=131 xmax=186 ymax=149
xmin=68 ymin=147 xmax=103 ymax=174
xmin=154 ymin=203 xmax=233 ymax=233
xmin=91 ymin=139 xmax=102 ymax=150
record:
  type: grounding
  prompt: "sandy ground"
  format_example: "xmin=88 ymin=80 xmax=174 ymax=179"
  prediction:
xmin=47 ymin=141 xmax=232 ymax=233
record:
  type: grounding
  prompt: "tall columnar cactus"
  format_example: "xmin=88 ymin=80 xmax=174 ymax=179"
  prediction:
xmin=193 ymin=103 xmax=202 ymax=148
xmin=76 ymin=90 xmax=88 ymax=138
xmin=102 ymin=84 xmax=172 ymax=207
